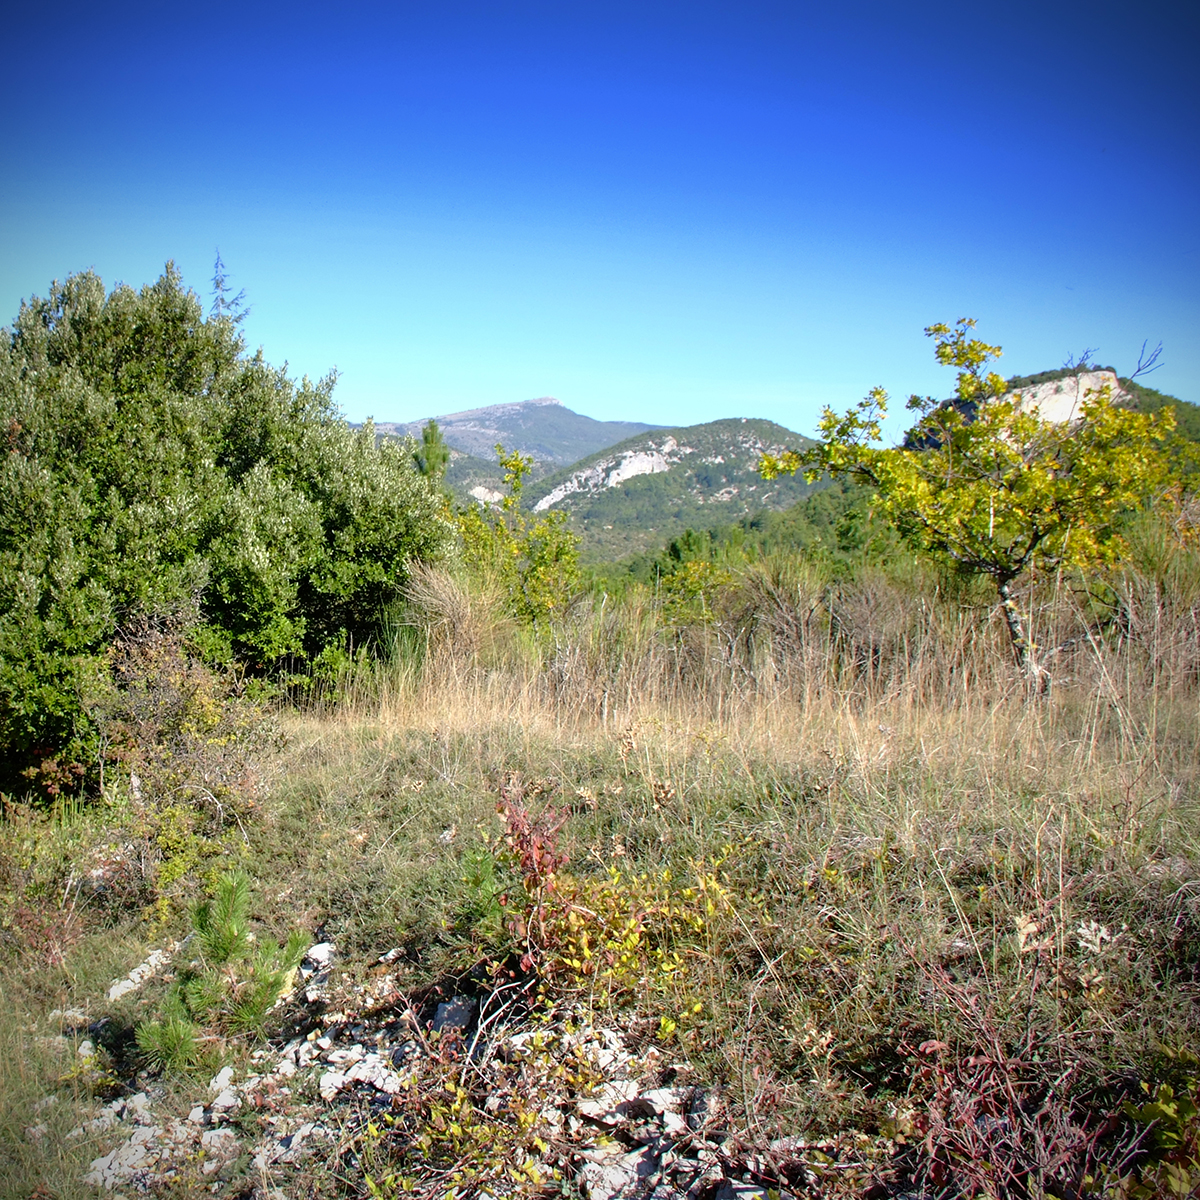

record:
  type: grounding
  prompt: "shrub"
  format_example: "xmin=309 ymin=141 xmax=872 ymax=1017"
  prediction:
xmin=457 ymin=446 xmax=581 ymax=623
xmin=0 ymin=265 xmax=450 ymax=792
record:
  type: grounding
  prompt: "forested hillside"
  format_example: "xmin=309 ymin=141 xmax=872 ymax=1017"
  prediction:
xmin=524 ymin=417 xmax=816 ymax=559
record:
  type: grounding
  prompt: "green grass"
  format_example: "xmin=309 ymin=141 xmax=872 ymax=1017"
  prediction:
xmin=2 ymin=554 xmax=1198 ymax=1198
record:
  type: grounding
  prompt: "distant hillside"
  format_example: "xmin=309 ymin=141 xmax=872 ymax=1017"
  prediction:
xmin=372 ymin=398 xmax=660 ymax=467
xmin=524 ymin=418 xmax=817 ymax=560
xmin=1004 ymin=366 xmax=1200 ymax=441
xmin=906 ymin=367 xmax=1200 ymax=451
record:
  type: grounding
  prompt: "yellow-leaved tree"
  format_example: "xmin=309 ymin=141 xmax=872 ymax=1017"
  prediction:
xmin=457 ymin=445 xmax=581 ymax=623
xmin=761 ymin=320 xmax=1188 ymax=690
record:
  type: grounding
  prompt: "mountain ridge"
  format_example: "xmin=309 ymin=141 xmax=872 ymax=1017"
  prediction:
xmin=367 ymin=397 xmax=662 ymax=467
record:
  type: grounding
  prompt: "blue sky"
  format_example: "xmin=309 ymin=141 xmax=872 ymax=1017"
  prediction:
xmin=2 ymin=0 xmax=1197 ymax=438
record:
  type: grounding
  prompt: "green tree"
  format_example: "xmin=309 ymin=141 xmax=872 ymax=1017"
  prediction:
xmin=457 ymin=445 xmax=581 ymax=622
xmin=0 ymin=266 xmax=449 ymax=790
xmin=413 ymin=418 xmax=451 ymax=490
xmin=761 ymin=319 xmax=1185 ymax=689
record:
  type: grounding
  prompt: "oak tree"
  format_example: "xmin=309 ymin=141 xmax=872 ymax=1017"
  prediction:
xmin=761 ymin=320 xmax=1184 ymax=689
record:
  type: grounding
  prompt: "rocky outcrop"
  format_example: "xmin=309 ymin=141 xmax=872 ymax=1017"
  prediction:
xmin=1005 ymin=369 xmax=1130 ymax=424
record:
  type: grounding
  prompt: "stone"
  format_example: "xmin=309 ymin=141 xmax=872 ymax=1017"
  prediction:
xmin=209 ymin=1065 xmax=234 ymax=1093
xmin=319 ymin=1069 xmax=347 ymax=1100
xmin=306 ymin=942 xmax=335 ymax=968
xmin=188 ymin=1106 xmax=206 ymax=1124
xmin=211 ymin=1088 xmax=239 ymax=1112
xmin=345 ymin=1054 xmax=405 ymax=1094
xmin=662 ymin=1112 xmax=689 ymax=1138
xmin=578 ymin=1079 xmax=641 ymax=1122
xmin=432 ymin=996 xmax=476 ymax=1034
xmin=578 ymin=1143 xmax=661 ymax=1200
xmin=255 ymin=1120 xmax=326 ymax=1168
xmin=639 ymin=1087 xmax=689 ymax=1115
xmin=106 ymin=948 xmax=171 ymax=1002
xmin=715 ymin=1185 xmax=769 ymax=1200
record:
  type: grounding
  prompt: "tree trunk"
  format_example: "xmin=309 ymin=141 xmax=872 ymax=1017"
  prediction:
xmin=997 ymin=579 xmax=1049 ymax=694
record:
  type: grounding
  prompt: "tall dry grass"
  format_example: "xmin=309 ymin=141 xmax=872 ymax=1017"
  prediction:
xmin=4 ymin=536 xmax=1196 ymax=1198
xmin=351 ymin=536 xmax=1199 ymax=750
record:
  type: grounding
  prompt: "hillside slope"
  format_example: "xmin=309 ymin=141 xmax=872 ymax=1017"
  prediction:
xmin=524 ymin=417 xmax=817 ymax=560
xmin=1003 ymin=366 xmax=1200 ymax=441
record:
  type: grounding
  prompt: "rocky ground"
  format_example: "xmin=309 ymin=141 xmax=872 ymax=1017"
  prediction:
xmin=35 ymin=940 xmax=853 ymax=1200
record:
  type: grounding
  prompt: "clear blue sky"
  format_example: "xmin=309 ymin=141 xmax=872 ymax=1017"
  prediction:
xmin=2 ymin=0 xmax=1197 ymax=438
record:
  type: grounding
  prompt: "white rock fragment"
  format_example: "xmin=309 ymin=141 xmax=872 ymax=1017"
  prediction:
xmin=209 ymin=1065 xmax=234 ymax=1093
xmin=578 ymin=1143 xmax=661 ymax=1200
xmin=715 ymin=1184 xmax=769 ymax=1200
xmin=254 ymin=1120 xmax=327 ymax=1168
xmin=106 ymin=948 xmax=172 ymax=1002
xmin=305 ymin=942 xmax=335 ymax=968
xmin=84 ymin=1116 xmax=238 ymax=1190
xmin=662 ymin=1112 xmax=689 ymax=1138
xmin=578 ymin=1079 xmax=642 ymax=1122
xmin=345 ymin=1053 xmax=405 ymax=1094
xmin=638 ymin=1087 xmax=690 ymax=1115
xmin=319 ymin=1069 xmax=347 ymax=1100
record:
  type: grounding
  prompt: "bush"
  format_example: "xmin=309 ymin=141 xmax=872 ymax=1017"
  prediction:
xmin=0 ymin=266 xmax=450 ymax=793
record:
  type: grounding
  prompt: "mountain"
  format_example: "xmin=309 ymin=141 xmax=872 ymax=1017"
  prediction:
xmin=371 ymin=397 xmax=661 ymax=466
xmin=523 ymin=417 xmax=818 ymax=560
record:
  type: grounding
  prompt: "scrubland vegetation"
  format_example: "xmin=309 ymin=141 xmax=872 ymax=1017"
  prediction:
xmin=2 ymin=271 xmax=1198 ymax=1199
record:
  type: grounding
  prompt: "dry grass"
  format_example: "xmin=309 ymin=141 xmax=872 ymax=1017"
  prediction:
xmin=1 ymin=553 xmax=1197 ymax=1197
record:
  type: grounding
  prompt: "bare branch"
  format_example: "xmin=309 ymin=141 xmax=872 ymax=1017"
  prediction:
xmin=1062 ymin=348 xmax=1099 ymax=375
xmin=1130 ymin=339 xmax=1164 ymax=380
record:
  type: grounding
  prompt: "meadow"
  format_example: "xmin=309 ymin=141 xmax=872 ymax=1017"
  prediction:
xmin=2 ymin=528 xmax=1197 ymax=1200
